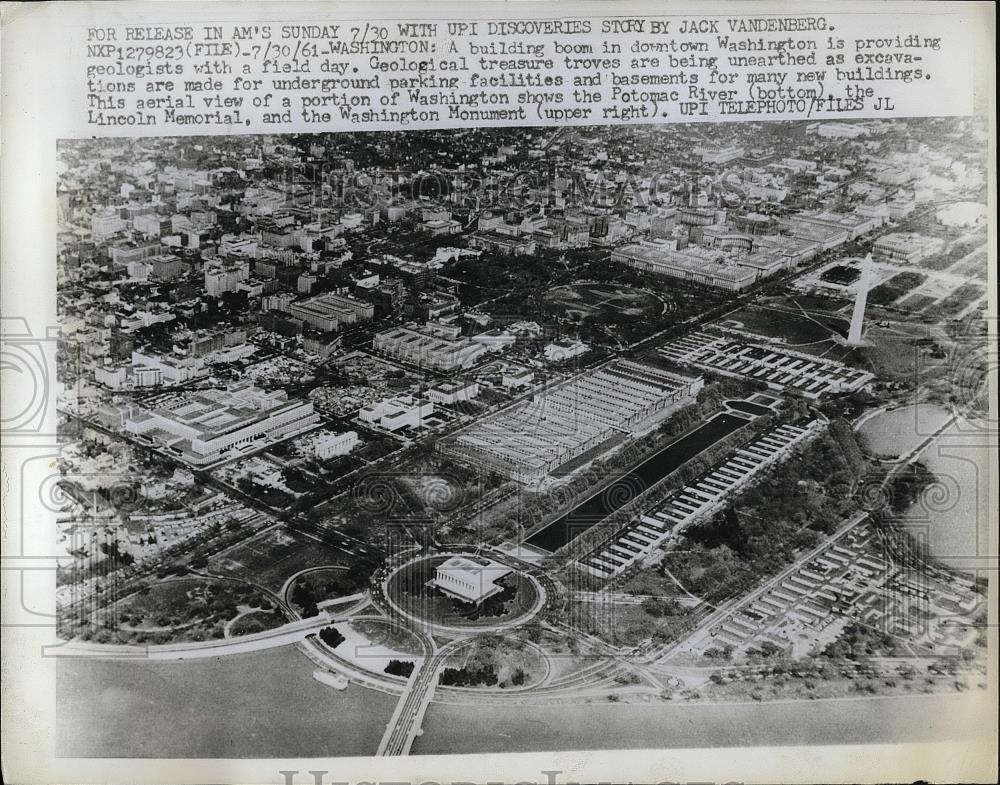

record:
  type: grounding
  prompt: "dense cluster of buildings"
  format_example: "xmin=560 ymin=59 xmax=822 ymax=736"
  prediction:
xmin=94 ymin=327 xmax=256 ymax=390
xmin=57 ymin=120 xmax=943 ymax=417
xmin=46 ymin=112 xmax=994 ymax=723
xmin=611 ymin=204 xmax=888 ymax=292
xmin=658 ymin=330 xmax=873 ymax=399
xmin=708 ymin=522 xmax=983 ymax=656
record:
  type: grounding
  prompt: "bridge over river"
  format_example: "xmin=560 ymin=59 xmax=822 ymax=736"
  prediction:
xmin=376 ymin=641 xmax=463 ymax=756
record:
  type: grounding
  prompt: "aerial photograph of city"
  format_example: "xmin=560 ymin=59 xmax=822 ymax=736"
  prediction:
xmin=53 ymin=118 xmax=991 ymax=758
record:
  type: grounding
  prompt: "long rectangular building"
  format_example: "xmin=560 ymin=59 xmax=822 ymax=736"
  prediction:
xmin=373 ymin=323 xmax=488 ymax=371
xmin=123 ymin=380 xmax=319 ymax=466
xmin=873 ymin=232 xmax=945 ymax=264
xmin=611 ymin=240 xmax=758 ymax=292
xmin=288 ymin=292 xmax=374 ymax=331
xmin=438 ymin=360 xmax=703 ymax=483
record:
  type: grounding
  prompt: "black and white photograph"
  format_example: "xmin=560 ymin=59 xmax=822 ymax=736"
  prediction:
xmin=0 ymin=2 xmax=996 ymax=783
xmin=51 ymin=119 xmax=991 ymax=757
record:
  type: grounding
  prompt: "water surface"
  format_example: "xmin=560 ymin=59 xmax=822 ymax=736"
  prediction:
xmin=414 ymin=691 xmax=992 ymax=754
xmin=57 ymin=646 xmax=396 ymax=758
xmin=902 ymin=416 xmax=993 ymax=571
xmin=525 ymin=413 xmax=750 ymax=552
xmin=857 ymin=404 xmax=952 ymax=458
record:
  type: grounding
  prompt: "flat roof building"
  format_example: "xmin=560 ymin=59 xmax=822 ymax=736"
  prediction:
xmin=431 ymin=555 xmax=513 ymax=604
xmin=695 ymin=144 xmax=746 ymax=164
xmin=313 ymin=430 xmax=359 ymax=458
xmin=358 ymin=395 xmax=434 ymax=432
xmin=873 ymin=232 xmax=944 ymax=264
xmin=374 ymin=323 xmax=488 ymax=371
xmin=122 ymin=381 xmax=319 ymax=466
xmin=439 ymin=360 xmax=703 ymax=483
xmin=544 ymin=338 xmax=589 ymax=363
xmin=611 ymin=240 xmax=758 ymax=292
xmin=288 ymin=292 xmax=374 ymax=332
xmin=502 ymin=366 xmax=535 ymax=389
xmin=467 ymin=231 xmax=537 ymax=256
xmin=815 ymin=122 xmax=868 ymax=139
xmin=427 ymin=380 xmax=480 ymax=405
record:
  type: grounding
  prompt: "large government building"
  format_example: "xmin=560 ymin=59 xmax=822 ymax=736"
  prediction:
xmin=438 ymin=360 xmax=703 ymax=483
xmin=120 ymin=380 xmax=319 ymax=466
xmin=287 ymin=292 xmax=374 ymax=331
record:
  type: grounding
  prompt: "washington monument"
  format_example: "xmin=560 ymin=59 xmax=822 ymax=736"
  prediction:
xmin=847 ymin=253 xmax=873 ymax=346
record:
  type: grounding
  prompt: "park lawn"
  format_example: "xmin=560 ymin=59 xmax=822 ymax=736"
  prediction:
xmin=545 ymin=283 xmax=662 ymax=322
xmin=620 ymin=567 xmax=682 ymax=596
xmin=919 ymin=255 xmax=960 ymax=272
xmin=934 ymin=284 xmax=985 ymax=319
xmin=228 ymin=608 xmax=287 ymax=636
xmin=208 ymin=526 xmax=358 ymax=593
xmin=918 ymin=241 xmax=980 ymax=272
xmin=111 ymin=579 xmax=206 ymax=628
xmin=391 ymin=452 xmax=488 ymax=516
xmin=351 ymin=436 xmax=401 ymax=463
xmin=727 ymin=305 xmax=843 ymax=345
xmin=442 ymin=483 xmax=527 ymax=544
xmin=852 ymin=335 xmax=937 ymax=384
xmin=567 ymin=598 xmax=697 ymax=648
xmin=541 ymin=651 xmax=593 ymax=683
xmin=867 ymin=272 xmax=928 ymax=306
xmin=555 ymin=564 xmax=606 ymax=593
xmin=108 ymin=577 xmax=271 ymax=643
xmin=288 ymin=566 xmax=365 ymax=615
xmin=898 ymin=293 xmax=938 ymax=312
xmin=442 ymin=635 xmax=547 ymax=688
xmin=788 ymin=293 xmax=854 ymax=313
xmin=952 ymin=250 xmax=988 ymax=280
xmin=349 ymin=618 xmax=425 ymax=656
